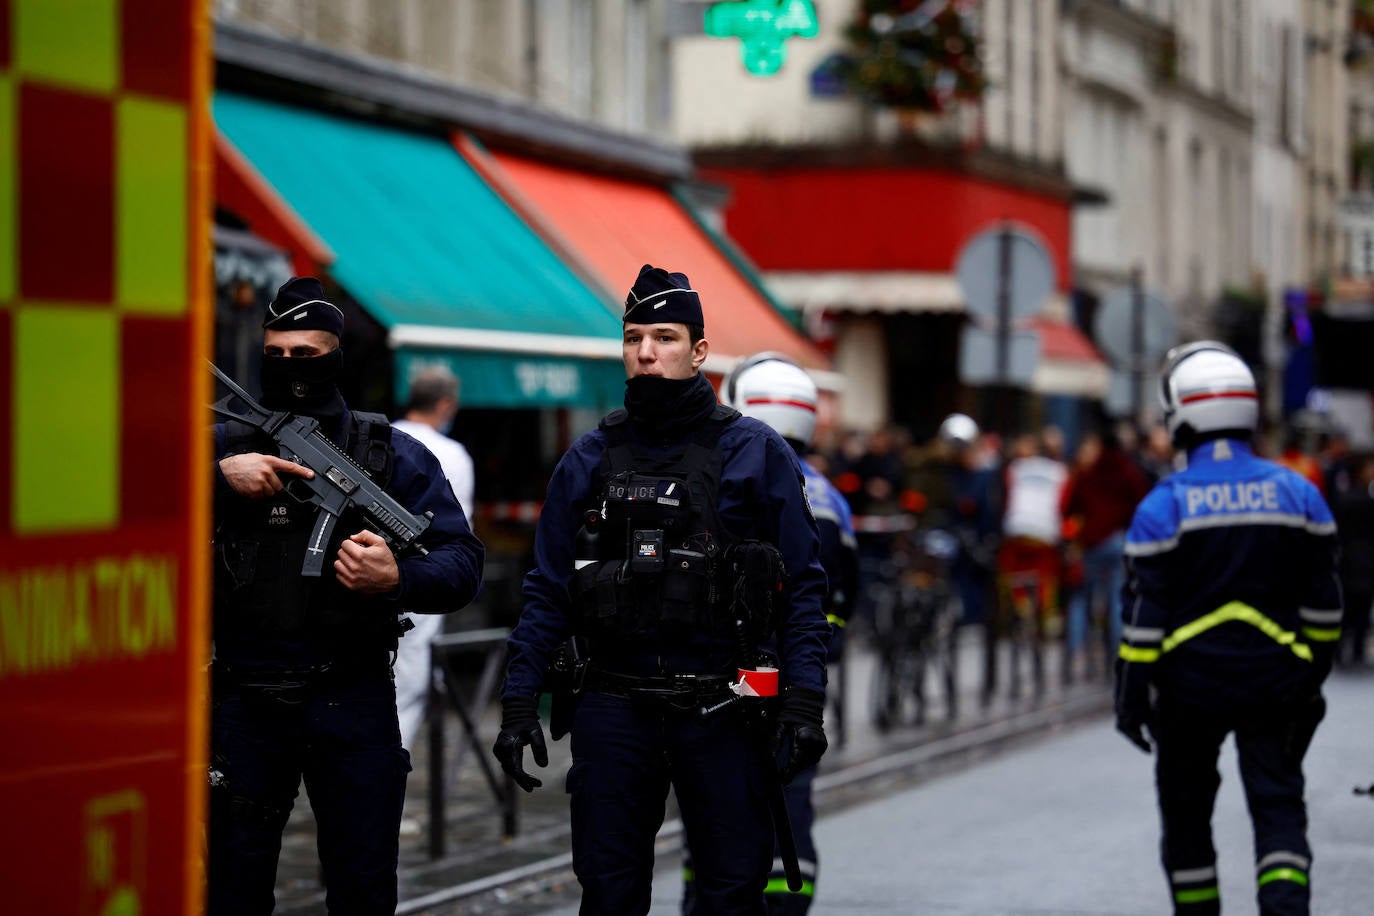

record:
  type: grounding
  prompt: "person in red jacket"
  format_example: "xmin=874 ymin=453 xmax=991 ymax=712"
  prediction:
xmin=1276 ymin=426 xmax=1327 ymax=497
xmin=1061 ymin=425 xmax=1149 ymax=682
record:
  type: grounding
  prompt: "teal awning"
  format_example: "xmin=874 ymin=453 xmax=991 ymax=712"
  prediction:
xmin=213 ymin=92 xmax=625 ymax=410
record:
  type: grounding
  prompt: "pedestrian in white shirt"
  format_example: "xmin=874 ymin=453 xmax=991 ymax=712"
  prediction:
xmin=392 ymin=367 xmax=476 ymax=754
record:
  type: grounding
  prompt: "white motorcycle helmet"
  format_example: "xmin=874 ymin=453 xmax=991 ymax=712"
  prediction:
xmin=937 ymin=413 xmax=980 ymax=449
xmin=1159 ymin=340 xmax=1258 ymax=448
xmin=723 ymin=352 xmax=818 ymax=448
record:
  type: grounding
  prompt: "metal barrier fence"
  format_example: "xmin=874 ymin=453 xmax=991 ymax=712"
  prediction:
xmin=426 ymin=627 xmax=514 ymax=859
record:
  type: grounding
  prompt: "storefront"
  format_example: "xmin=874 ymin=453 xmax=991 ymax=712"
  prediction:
xmin=699 ymin=148 xmax=1105 ymax=440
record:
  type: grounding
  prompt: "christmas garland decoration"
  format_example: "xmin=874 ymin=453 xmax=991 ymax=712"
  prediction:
xmin=841 ymin=0 xmax=988 ymax=112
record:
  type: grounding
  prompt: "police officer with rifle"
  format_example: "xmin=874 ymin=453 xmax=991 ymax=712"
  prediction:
xmin=492 ymin=265 xmax=831 ymax=915
xmin=1116 ymin=341 xmax=1340 ymax=915
xmin=209 ymin=277 xmax=484 ymax=915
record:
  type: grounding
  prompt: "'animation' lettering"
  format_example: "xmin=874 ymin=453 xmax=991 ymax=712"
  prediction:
xmin=0 ymin=554 xmax=178 ymax=677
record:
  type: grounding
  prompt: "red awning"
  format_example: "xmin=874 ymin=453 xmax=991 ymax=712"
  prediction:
xmin=214 ymin=132 xmax=335 ymax=277
xmin=455 ymin=136 xmax=833 ymax=381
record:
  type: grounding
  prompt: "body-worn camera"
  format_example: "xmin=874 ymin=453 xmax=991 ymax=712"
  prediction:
xmin=631 ymin=529 xmax=665 ymax=574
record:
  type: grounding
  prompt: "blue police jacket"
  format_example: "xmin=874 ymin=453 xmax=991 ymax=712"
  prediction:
xmin=505 ymin=414 xmax=831 ymax=698
xmin=212 ymin=413 xmax=485 ymax=668
xmin=802 ymin=458 xmax=859 ymax=637
xmin=1118 ymin=438 xmax=1341 ymax=709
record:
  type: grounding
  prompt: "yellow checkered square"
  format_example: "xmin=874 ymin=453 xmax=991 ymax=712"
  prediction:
xmin=14 ymin=0 xmax=120 ymax=94
xmin=117 ymin=95 xmax=188 ymax=314
xmin=13 ymin=307 xmax=120 ymax=533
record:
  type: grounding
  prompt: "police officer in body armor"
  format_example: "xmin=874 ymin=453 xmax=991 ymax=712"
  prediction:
xmin=210 ymin=277 xmax=484 ymax=915
xmin=493 ymin=266 xmax=831 ymax=915
xmin=1116 ymin=342 xmax=1340 ymax=915
xmin=684 ymin=353 xmax=857 ymax=914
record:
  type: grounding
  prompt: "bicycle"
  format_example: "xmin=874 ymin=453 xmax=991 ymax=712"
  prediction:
xmin=988 ymin=535 xmax=1059 ymax=705
xmin=1003 ymin=568 xmax=1045 ymax=701
xmin=868 ymin=528 xmax=961 ymax=730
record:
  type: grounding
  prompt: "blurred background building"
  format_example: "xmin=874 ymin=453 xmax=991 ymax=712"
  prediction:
xmin=209 ymin=0 xmax=1374 ymax=457
xmin=210 ymin=0 xmax=834 ymax=562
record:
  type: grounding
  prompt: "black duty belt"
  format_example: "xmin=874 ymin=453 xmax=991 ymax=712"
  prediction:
xmin=213 ymin=658 xmax=391 ymax=689
xmin=583 ymin=669 xmax=732 ymax=706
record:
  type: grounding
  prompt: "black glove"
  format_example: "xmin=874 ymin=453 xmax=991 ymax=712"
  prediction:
xmin=1116 ymin=714 xmax=1153 ymax=755
xmin=492 ymin=695 xmax=548 ymax=793
xmin=772 ymin=687 xmax=828 ymax=784
xmin=1114 ymin=657 xmax=1153 ymax=755
xmin=1282 ymin=690 xmax=1326 ymax=767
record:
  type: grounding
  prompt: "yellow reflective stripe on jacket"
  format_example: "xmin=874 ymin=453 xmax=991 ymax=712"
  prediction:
xmin=1119 ymin=601 xmax=1314 ymax=664
xmin=1160 ymin=602 xmax=1313 ymax=662
xmin=1119 ymin=645 xmax=1161 ymax=662
xmin=826 ymin=614 xmax=846 ymax=628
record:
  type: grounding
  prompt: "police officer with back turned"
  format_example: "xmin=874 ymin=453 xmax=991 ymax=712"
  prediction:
xmin=1116 ymin=341 xmax=1340 ymax=915
xmin=493 ymin=265 xmax=831 ymax=915
xmin=209 ymin=277 xmax=484 ymax=915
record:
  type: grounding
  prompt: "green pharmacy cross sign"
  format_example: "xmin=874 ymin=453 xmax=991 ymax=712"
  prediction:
xmin=705 ymin=0 xmax=820 ymax=76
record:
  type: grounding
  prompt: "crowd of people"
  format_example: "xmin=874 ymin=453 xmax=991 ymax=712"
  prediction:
xmin=805 ymin=409 xmax=1372 ymax=680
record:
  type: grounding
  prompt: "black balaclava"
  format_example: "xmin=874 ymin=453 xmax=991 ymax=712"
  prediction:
xmin=624 ymin=373 xmax=718 ymax=441
xmin=259 ymin=349 xmax=344 ymax=412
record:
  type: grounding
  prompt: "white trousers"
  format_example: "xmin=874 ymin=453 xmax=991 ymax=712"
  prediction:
xmin=394 ymin=612 xmax=445 ymax=752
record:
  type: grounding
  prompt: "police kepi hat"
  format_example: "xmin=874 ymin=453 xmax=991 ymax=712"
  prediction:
xmin=623 ymin=264 xmax=704 ymax=327
xmin=263 ymin=276 xmax=345 ymax=337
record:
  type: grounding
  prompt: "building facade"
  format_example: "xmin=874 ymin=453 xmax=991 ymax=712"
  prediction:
xmin=208 ymin=0 xmax=833 ymax=519
xmin=215 ymin=0 xmax=673 ymax=136
xmin=1063 ymin=0 xmax=1255 ymax=344
xmin=1301 ymin=0 xmax=1352 ymax=283
xmin=672 ymin=0 xmax=1100 ymax=438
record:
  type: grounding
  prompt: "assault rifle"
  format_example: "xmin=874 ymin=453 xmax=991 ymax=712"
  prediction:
xmin=210 ymin=362 xmax=432 ymax=576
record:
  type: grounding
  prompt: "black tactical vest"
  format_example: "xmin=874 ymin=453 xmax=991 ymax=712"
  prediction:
xmin=569 ymin=405 xmax=742 ymax=645
xmin=213 ymin=411 xmax=400 ymax=654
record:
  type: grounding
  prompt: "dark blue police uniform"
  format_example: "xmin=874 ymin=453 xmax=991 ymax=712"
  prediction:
xmin=503 ymin=372 xmax=829 ymax=916
xmin=209 ymin=410 xmax=483 ymax=915
xmin=1118 ymin=438 xmax=1340 ymax=914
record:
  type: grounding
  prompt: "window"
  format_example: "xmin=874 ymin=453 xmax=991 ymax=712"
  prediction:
xmin=1232 ymin=0 xmax=1244 ymax=96
xmin=1213 ymin=0 xmax=1225 ymax=93
xmin=999 ymin=0 xmax=1014 ymax=149
xmin=1219 ymin=148 xmax=1231 ymax=278
xmin=1278 ymin=24 xmax=1291 ymax=145
xmin=1155 ymin=127 xmax=1170 ymax=285
xmin=568 ymin=0 xmax=596 ymax=117
xmin=625 ymin=0 xmax=648 ymax=130
xmin=1030 ymin=0 xmax=1039 ymax=157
